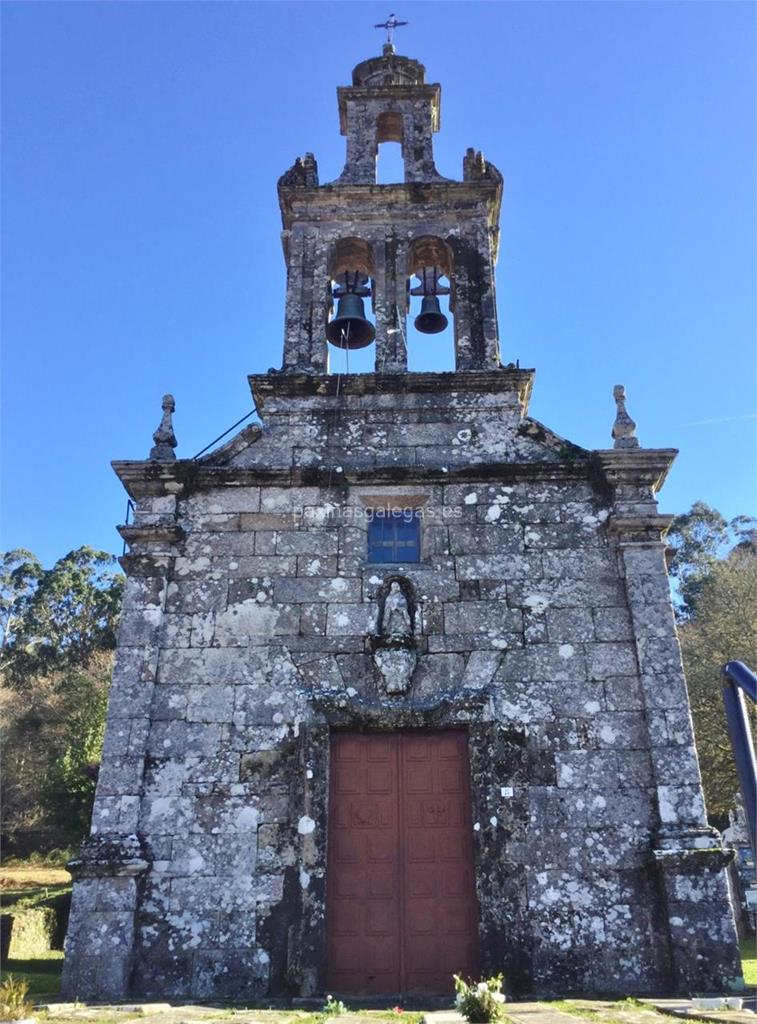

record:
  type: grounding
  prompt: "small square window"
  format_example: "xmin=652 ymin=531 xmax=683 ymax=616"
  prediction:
xmin=367 ymin=509 xmax=421 ymax=563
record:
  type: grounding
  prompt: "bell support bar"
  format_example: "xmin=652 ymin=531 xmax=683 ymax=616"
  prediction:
xmin=721 ymin=660 xmax=757 ymax=860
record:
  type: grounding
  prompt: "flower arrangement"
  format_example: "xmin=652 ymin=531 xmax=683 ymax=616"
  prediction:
xmin=453 ymin=973 xmax=506 ymax=1023
xmin=321 ymin=994 xmax=347 ymax=1016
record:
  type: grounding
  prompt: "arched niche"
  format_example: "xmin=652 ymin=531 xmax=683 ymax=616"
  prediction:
xmin=376 ymin=110 xmax=404 ymax=145
xmin=406 ymin=235 xmax=455 ymax=371
xmin=408 ymin=235 xmax=453 ymax=281
xmin=326 ymin=237 xmax=377 ymax=373
xmin=376 ymin=111 xmax=405 ymax=183
xmin=328 ymin=236 xmax=375 ymax=279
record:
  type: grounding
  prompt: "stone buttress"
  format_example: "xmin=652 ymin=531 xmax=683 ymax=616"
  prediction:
xmin=62 ymin=44 xmax=743 ymax=1001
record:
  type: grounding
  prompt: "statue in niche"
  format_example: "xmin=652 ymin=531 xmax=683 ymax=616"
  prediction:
xmin=383 ymin=581 xmax=413 ymax=637
xmin=372 ymin=578 xmax=417 ymax=696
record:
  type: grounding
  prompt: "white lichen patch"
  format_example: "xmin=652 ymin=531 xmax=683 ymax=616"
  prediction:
xmin=558 ymin=644 xmax=575 ymax=659
xmin=235 ymin=806 xmax=259 ymax=831
xmin=298 ymin=815 xmax=316 ymax=835
xmin=187 ymin=849 xmax=205 ymax=874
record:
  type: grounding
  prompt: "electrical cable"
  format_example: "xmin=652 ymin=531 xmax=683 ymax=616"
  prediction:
xmin=191 ymin=406 xmax=260 ymax=460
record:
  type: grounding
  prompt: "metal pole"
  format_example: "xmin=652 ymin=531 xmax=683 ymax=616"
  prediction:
xmin=721 ymin=662 xmax=757 ymax=862
xmin=724 ymin=660 xmax=757 ymax=702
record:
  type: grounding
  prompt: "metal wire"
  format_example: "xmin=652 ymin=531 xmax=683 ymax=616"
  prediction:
xmin=191 ymin=406 xmax=260 ymax=460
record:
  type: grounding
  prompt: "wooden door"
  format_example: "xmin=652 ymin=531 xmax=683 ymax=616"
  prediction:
xmin=327 ymin=731 xmax=479 ymax=995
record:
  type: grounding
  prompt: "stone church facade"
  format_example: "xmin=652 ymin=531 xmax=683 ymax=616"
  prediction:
xmin=63 ymin=46 xmax=742 ymax=1001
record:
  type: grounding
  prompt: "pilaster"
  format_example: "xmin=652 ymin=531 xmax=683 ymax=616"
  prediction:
xmin=374 ymin=234 xmax=408 ymax=372
xmin=282 ymin=227 xmax=328 ymax=373
xmin=596 ymin=450 xmax=743 ymax=993
xmin=62 ymin=494 xmax=183 ymax=1000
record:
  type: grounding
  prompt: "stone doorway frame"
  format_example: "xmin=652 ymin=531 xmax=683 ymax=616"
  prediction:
xmin=280 ymin=689 xmax=533 ymax=997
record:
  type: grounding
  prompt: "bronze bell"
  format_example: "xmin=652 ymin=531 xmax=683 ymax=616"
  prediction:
xmin=414 ymin=295 xmax=449 ymax=335
xmin=325 ymin=293 xmax=376 ymax=349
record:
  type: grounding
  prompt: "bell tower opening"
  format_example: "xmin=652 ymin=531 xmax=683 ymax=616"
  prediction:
xmin=376 ymin=111 xmax=405 ymax=184
xmin=376 ymin=142 xmax=405 ymax=184
xmin=406 ymin=237 xmax=455 ymax=371
xmin=326 ymin=238 xmax=377 ymax=372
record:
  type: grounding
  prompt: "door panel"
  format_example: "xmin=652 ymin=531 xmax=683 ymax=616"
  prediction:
xmin=327 ymin=731 xmax=478 ymax=995
xmin=400 ymin=730 xmax=478 ymax=994
xmin=327 ymin=733 xmax=402 ymax=994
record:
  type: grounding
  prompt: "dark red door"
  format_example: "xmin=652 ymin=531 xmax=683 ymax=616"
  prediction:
xmin=327 ymin=731 xmax=479 ymax=995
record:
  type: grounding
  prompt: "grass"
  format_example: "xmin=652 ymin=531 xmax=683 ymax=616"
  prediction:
xmin=1 ymin=882 xmax=72 ymax=911
xmin=548 ymin=999 xmax=667 ymax=1024
xmin=27 ymin=1013 xmax=424 ymax=1024
xmin=739 ymin=936 xmax=756 ymax=987
xmin=1 ymin=854 xmax=73 ymax=893
xmin=1 ymin=952 xmax=64 ymax=996
xmin=33 ymin=1008 xmax=426 ymax=1024
xmin=0 ymin=868 xmax=71 ymax=893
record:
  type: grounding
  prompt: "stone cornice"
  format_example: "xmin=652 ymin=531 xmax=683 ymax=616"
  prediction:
xmin=606 ymin=513 xmax=676 ymax=543
xmin=68 ymin=834 xmax=149 ymax=880
xmin=117 ymin=523 xmax=184 ymax=547
xmin=111 ymin=458 xmax=193 ymax=500
xmin=112 ymin=457 xmax=593 ymax=502
xmin=249 ymin=368 xmax=534 ymax=411
xmin=592 ymin=448 xmax=678 ymax=493
xmin=278 ymin=179 xmax=502 ymax=233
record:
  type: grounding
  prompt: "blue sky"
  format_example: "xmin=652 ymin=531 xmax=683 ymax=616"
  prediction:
xmin=2 ymin=1 xmax=755 ymax=567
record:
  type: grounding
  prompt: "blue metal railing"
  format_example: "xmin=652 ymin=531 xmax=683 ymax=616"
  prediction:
xmin=721 ymin=660 xmax=757 ymax=860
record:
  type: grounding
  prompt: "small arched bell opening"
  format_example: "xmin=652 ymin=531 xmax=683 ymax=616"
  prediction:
xmin=376 ymin=111 xmax=405 ymax=184
xmin=326 ymin=237 xmax=377 ymax=373
xmin=406 ymin=236 xmax=455 ymax=372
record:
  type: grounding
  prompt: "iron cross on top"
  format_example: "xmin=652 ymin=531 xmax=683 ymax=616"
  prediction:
xmin=374 ymin=13 xmax=408 ymax=46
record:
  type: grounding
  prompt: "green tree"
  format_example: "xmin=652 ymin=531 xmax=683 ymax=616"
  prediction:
xmin=0 ymin=547 xmax=123 ymax=851
xmin=0 ymin=549 xmax=43 ymax=656
xmin=678 ymin=543 xmax=757 ymax=817
xmin=666 ymin=501 xmax=755 ymax=620
xmin=41 ymin=665 xmax=110 ymax=842
xmin=1 ymin=546 xmax=122 ymax=686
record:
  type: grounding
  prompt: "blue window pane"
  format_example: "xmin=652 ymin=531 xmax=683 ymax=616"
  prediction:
xmin=367 ymin=510 xmax=421 ymax=563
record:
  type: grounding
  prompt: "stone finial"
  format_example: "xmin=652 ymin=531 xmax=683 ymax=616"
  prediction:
xmin=278 ymin=153 xmax=319 ymax=189
xmin=149 ymin=394 xmax=177 ymax=461
xmin=612 ymin=384 xmax=640 ymax=449
xmin=463 ymin=147 xmax=503 ymax=184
